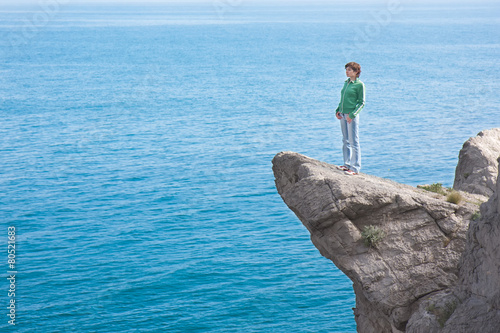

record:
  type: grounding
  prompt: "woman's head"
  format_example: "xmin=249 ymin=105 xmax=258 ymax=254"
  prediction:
xmin=345 ymin=62 xmax=361 ymax=78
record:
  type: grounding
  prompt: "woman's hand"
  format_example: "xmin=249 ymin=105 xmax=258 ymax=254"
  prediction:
xmin=335 ymin=112 xmax=342 ymax=120
xmin=346 ymin=115 xmax=353 ymax=124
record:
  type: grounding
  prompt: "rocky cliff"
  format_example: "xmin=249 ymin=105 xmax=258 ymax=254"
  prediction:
xmin=454 ymin=128 xmax=500 ymax=197
xmin=272 ymin=129 xmax=500 ymax=333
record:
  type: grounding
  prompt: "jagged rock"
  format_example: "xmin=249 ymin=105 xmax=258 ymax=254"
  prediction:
xmin=453 ymin=128 xmax=500 ymax=197
xmin=406 ymin=157 xmax=500 ymax=333
xmin=439 ymin=156 xmax=500 ymax=333
xmin=272 ymin=152 xmax=477 ymax=332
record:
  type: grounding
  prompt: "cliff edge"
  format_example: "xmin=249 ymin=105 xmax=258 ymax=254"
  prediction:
xmin=272 ymin=129 xmax=500 ymax=332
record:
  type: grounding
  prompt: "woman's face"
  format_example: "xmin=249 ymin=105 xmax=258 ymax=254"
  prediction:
xmin=345 ymin=67 xmax=357 ymax=79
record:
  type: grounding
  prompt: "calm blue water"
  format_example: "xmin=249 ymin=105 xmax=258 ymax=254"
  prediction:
xmin=0 ymin=2 xmax=499 ymax=332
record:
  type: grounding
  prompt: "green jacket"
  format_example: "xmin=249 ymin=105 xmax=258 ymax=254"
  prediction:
xmin=335 ymin=77 xmax=365 ymax=119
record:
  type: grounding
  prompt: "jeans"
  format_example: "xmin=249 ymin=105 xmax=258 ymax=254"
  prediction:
xmin=340 ymin=113 xmax=361 ymax=173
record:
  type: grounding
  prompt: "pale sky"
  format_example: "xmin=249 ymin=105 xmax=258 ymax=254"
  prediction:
xmin=0 ymin=0 xmax=494 ymax=4
xmin=0 ymin=0 xmax=496 ymax=10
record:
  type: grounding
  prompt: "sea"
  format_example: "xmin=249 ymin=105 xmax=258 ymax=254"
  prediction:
xmin=0 ymin=1 xmax=499 ymax=332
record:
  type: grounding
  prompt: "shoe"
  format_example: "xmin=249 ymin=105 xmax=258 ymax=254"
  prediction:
xmin=337 ymin=165 xmax=349 ymax=171
xmin=344 ymin=169 xmax=358 ymax=176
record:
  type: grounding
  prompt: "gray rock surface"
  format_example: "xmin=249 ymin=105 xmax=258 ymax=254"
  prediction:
xmin=439 ymin=156 xmax=500 ymax=333
xmin=453 ymin=128 xmax=500 ymax=197
xmin=406 ymin=157 xmax=500 ymax=333
xmin=272 ymin=152 xmax=478 ymax=332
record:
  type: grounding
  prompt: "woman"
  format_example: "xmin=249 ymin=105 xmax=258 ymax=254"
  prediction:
xmin=335 ymin=62 xmax=365 ymax=175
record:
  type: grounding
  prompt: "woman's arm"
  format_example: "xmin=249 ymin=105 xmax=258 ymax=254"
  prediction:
xmin=349 ymin=82 xmax=365 ymax=120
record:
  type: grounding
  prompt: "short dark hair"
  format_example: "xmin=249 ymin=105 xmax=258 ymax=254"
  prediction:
xmin=345 ymin=62 xmax=361 ymax=77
